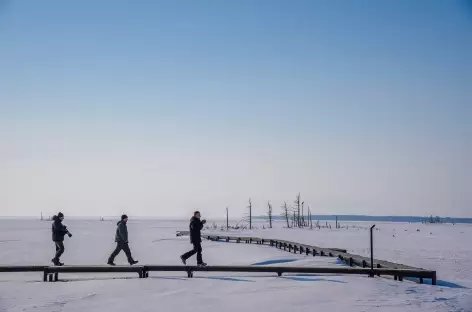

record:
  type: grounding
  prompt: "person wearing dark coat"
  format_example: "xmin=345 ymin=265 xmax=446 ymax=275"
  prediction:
xmin=180 ymin=211 xmax=207 ymax=266
xmin=107 ymin=215 xmax=138 ymax=266
xmin=51 ymin=212 xmax=72 ymax=266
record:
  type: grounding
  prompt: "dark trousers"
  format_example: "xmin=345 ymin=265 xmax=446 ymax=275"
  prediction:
xmin=53 ymin=241 xmax=65 ymax=261
xmin=181 ymin=242 xmax=203 ymax=264
xmin=108 ymin=241 xmax=134 ymax=263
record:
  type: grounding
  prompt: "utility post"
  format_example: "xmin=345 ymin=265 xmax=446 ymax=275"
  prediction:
xmin=370 ymin=224 xmax=376 ymax=277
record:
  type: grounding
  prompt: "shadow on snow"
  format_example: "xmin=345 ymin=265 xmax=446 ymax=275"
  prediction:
xmin=280 ymin=276 xmax=347 ymax=283
xmin=251 ymin=259 xmax=298 ymax=266
xmin=404 ymin=277 xmax=468 ymax=289
xmin=194 ymin=276 xmax=255 ymax=282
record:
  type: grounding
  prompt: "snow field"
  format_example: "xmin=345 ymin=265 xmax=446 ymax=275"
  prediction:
xmin=0 ymin=219 xmax=471 ymax=311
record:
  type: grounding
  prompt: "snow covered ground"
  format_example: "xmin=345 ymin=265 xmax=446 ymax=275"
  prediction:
xmin=212 ymin=220 xmax=472 ymax=288
xmin=0 ymin=219 xmax=471 ymax=311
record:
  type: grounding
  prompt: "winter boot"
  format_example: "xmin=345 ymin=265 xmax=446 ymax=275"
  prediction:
xmin=51 ymin=258 xmax=64 ymax=266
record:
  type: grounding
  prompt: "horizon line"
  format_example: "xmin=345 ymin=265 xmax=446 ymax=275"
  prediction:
xmin=1 ymin=214 xmax=471 ymax=220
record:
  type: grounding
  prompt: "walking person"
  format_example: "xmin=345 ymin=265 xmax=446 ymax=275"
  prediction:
xmin=180 ymin=211 xmax=207 ymax=266
xmin=107 ymin=215 xmax=139 ymax=266
xmin=51 ymin=212 xmax=72 ymax=266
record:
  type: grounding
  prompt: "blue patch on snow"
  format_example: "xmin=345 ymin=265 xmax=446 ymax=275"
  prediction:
xmin=252 ymin=259 xmax=298 ymax=266
xmin=404 ymin=277 xmax=468 ymax=289
xmin=434 ymin=297 xmax=449 ymax=302
xmin=280 ymin=276 xmax=347 ymax=283
xmin=335 ymin=258 xmax=350 ymax=266
xmin=434 ymin=280 xmax=468 ymax=289
xmin=196 ymin=276 xmax=255 ymax=282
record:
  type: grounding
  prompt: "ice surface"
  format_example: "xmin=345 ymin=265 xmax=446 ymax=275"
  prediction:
xmin=0 ymin=219 xmax=471 ymax=311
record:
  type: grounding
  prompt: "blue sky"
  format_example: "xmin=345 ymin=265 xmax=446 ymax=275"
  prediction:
xmin=1 ymin=0 xmax=471 ymax=218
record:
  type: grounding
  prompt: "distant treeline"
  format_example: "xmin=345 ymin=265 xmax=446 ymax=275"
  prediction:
xmin=254 ymin=215 xmax=472 ymax=224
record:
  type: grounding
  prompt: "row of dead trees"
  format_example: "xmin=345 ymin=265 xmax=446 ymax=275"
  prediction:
xmin=280 ymin=193 xmax=314 ymax=229
xmin=228 ymin=193 xmax=330 ymax=230
xmin=219 ymin=193 xmax=345 ymax=231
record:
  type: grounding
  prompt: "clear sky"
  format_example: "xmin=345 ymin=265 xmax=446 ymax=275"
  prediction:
xmin=1 ymin=0 xmax=471 ymax=218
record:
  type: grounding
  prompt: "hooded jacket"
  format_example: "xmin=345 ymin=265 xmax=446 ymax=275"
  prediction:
xmin=51 ymin=215 xmax=68 ymax=242
xmin=115 ymin=220 xmax=129 ymax=243
xmin=189 ymin=216 xmax=205 ymax=244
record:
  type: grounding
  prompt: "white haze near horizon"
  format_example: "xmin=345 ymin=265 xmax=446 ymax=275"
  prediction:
xmin=1 ymin=120 xmax=471 ymax=219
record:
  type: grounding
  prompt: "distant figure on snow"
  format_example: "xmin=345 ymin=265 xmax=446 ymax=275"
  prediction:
xmin=51 ymin=212 xmax=72 ymax=266
xmin=107 ymin=215 xmax=139 ymax=266
xmin=180 ymin=211 xmax=207 ymax=266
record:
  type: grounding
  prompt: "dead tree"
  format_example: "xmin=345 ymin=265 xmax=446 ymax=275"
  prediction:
xmin=240 ymin=199 xmax=253 ymax=230
xmin=226 ymin=207 xmax=229 ymax=230
xmin=294 ymin=193 xmax=301 ymax=227
xmin=308 ymin=206 xmax=313 ymax=229
xmin=234 ymin=219 xmax=246 ymax=230
xmin=281 ymin=202 xmax=290 ymax=228
xmin=248 ymin=198 xmax=252 ymax=230
xmin=267 ymin=201 xmax=273 ymax=228
xmin=301 ymin=201 xmax=305 ymax=226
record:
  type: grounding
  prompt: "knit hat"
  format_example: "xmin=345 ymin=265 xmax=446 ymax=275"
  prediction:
xmin=121 ymin=214 xmax=128 ymax=220
xmin=57 ymin=212 xmax=64 ymax=218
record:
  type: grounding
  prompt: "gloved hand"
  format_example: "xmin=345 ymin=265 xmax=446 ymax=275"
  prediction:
xmin=68 ymin=233 xmax=72 ymax=238
xmin=201 ymin=219 xmax=207 ymax=225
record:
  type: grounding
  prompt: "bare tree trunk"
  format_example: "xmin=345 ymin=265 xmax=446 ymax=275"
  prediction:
xmin=226 ymin=207 xmax=229 ymax=230
xmin=267 ymin=201 xmax=273 ymax=228
xmin=248 ymin=199 xmax=252 ymax=230
xmin=294 ymin=193 xmax=301 ymax=227
xmin=301 ymin=201 xmax=305 ymax=227
xmin=282 ymin=202 xmax=290 ymax=228
xmin=308 ymin=206 xmax=313 ymax=229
